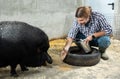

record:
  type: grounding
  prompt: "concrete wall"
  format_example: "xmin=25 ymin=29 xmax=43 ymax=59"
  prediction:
xmin=0 ymin=0 xmax=82 ymax=40
xmin=114 ymin=0 xmax=120 ymax=40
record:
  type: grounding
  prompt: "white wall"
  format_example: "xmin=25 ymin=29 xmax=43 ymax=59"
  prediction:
xmin=0 ymin=0 xmax=82 ymax=40
xmin=114 ymin=0 xmax=120 ymax=39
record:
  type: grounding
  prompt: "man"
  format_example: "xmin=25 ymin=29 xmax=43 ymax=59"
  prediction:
xmin=61 ymin=6 xmax=112 ymax=60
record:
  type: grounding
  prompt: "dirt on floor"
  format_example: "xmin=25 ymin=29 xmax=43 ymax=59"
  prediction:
xmin=0 ymin=38 xmax=120 ymax=79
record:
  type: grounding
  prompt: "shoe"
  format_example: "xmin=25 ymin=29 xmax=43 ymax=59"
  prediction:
xmin=101 ymin=52 xmax=109 ymax=60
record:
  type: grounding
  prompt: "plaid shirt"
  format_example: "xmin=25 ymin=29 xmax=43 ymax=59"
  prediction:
xmin=68 ymin=12 xmax=113 ymax=39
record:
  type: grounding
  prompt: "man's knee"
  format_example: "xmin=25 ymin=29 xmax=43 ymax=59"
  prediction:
xmin=98 ymin=36 xmax=111 ymax=48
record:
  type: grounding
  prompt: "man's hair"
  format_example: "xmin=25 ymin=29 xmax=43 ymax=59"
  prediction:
xmin=75 ymin=6 xmax=92 ymax=18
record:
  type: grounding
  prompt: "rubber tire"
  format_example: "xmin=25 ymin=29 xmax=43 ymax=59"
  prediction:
xmin=63 ymin=46 xmax=101 ymax=66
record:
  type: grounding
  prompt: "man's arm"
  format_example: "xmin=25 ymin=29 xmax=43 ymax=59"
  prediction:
xmin=85 ymin=31 xmax=106 ymax=44
xmin=64 ymin=37 xmax=73 ymax=51
xmin=93 ymin=31 xmax=106 ymax=38
xmin=60 ymin=37 xmax=73 ymax=60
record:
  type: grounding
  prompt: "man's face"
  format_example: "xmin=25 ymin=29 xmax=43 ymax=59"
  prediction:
xmin=77 ymin=17 xmax=89 ymax=25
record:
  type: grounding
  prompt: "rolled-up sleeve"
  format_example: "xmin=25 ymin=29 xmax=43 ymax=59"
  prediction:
xmin=67 ymin=20 xmax=79 ymax=39
xmin=98 ymin=15 xmax=113 ymax=36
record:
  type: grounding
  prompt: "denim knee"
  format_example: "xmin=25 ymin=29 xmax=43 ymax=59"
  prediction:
xmin=98 ymin=36 xmax=111 ymax=49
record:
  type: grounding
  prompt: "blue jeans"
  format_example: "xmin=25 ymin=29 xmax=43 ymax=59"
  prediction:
xmin=75 ymin=32 xmax=111 ymax=52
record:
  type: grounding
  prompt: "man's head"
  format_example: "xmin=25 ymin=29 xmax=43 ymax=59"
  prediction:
xmin=75 ymin=6 xmax=92 ymax=25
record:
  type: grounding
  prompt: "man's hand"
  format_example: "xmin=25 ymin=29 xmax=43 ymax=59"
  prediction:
xmin=60 ymin=48 xmax=68 ymax=61
xmin=60 ymin=37 xmax=73 ymax=61
xmin=84 ymin=35 xmax=93 ymax=44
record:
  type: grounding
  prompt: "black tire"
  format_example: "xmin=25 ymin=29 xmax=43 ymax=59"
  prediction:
xmin=63 ymin=46 xmax=101 ymax=66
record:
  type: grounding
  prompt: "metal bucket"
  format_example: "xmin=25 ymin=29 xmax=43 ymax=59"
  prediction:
xmin=77 ymin=39 xmax=91 ymax=53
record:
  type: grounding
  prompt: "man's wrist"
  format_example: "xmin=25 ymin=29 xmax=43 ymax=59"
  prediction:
xmin=92 ymin=35 xmax=96 ymax=39
xmin=63 ymin=47 xmax=68 ymax=52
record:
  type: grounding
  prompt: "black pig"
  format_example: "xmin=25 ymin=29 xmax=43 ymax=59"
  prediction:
xmin=0 ymin=21 xmax=52 ymax=77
